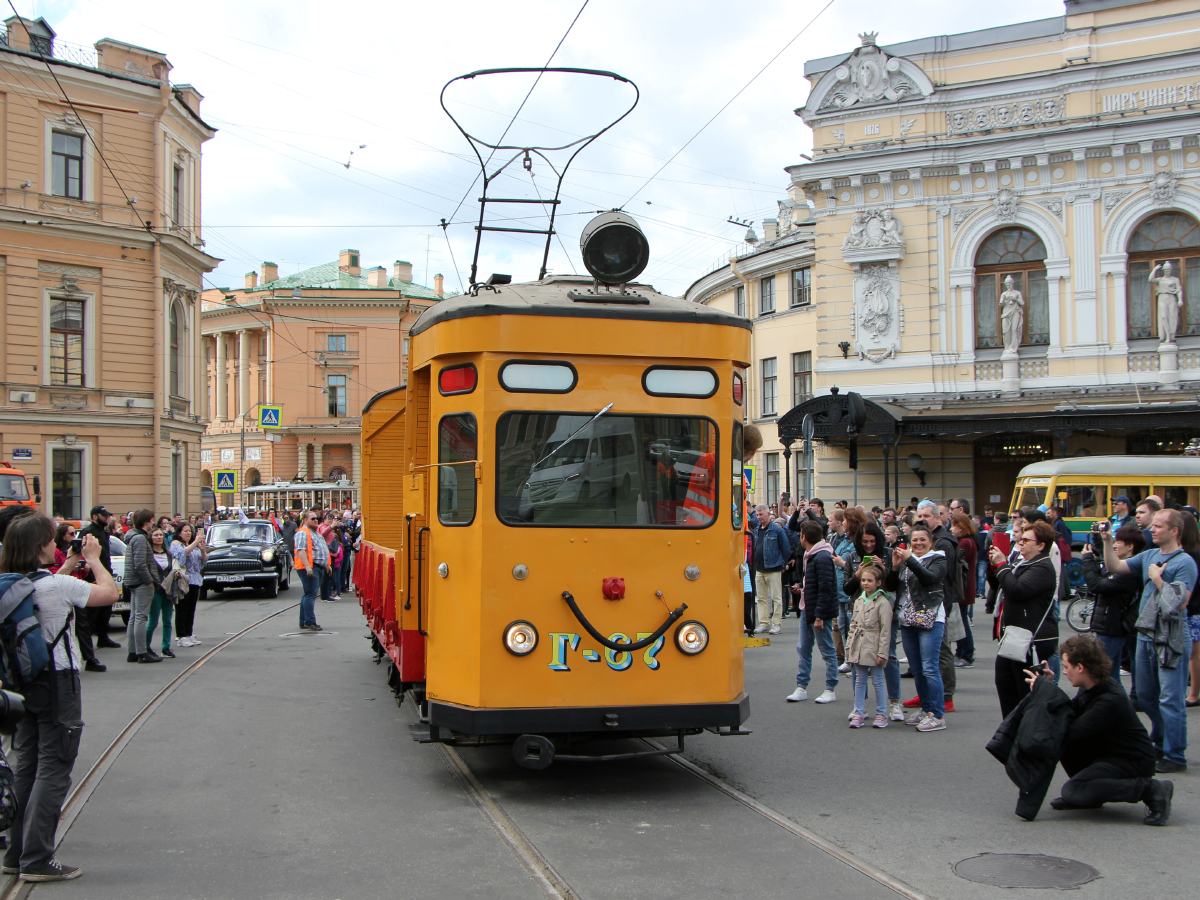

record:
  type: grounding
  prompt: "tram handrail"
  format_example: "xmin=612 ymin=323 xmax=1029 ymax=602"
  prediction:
xmin=561 ymin=590 xmax=686 ymax=652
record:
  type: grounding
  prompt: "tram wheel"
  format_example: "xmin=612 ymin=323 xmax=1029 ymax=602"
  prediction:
xmin=512 ymin=734 xmax=556 ymax=769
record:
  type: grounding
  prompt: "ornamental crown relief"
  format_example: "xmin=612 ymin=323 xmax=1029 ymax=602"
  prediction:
xmin=816 ymin=33 xmax=929 ymax=112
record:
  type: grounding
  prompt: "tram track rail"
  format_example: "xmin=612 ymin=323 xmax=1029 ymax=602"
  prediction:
xmin=0 ymin=602 xmax=299 ymax=900
xmin=415 ymin=696 xmax=928 ymax=900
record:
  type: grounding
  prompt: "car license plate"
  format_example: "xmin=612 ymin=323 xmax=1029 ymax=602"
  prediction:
xmin=112 ymin=601 xmax=131 ymax=612
xmin=216 ymin=575 xmax=245 ymax=583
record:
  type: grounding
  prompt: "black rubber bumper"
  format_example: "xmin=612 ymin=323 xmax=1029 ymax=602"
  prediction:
xmin=429 ymin=693 xmax=749 ymax=736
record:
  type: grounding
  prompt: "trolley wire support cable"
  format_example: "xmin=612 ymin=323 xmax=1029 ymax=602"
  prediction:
xmin=439 ymin=67 xmax=639 ymax=287
xmin=0 ymin=601 xmax=300 ymax=900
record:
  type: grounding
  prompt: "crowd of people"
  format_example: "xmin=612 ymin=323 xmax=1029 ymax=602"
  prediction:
xmin=746 ymin=491 xmax=1196 ymax=825
xmin=0 ymin=501 xmax=360 ymax=883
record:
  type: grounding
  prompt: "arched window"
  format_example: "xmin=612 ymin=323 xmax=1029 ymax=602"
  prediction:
xmin=1126 ymin=213 xmax=1200 ymax=339
xmin=201 ymin=469 xmax=212 ymax=488
xmin=246 ymin=468 xmax=262 ymax=487
xmin=975 ymin=228 xmax=1049 ymax=349
xmin=169 ymin=302 xmax=182 ymax=397
xmin=328 ymin=466 xmax=348 ymax=482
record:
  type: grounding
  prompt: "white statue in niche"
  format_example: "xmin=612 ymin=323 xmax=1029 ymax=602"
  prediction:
xmin=999 ymin=274 xmax=1025 ymax=353
xmin=1150 ymin=260 xmax=1183 ymax=345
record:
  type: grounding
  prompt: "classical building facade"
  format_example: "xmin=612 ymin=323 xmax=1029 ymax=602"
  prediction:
xmin=199 ymin=253 xmax=443 ymax=508
xmin=0 ymin=17 xmax=217 ymax=518
xmin=686 ymin=214 xmax=818 ymax=506
xmin=780 ymin=0 xmax=1200 ymax=510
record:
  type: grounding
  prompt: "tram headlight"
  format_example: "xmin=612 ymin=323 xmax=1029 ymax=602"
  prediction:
xmin=579 ymin=211 xmax=650 ymax=285
xmin=503 ymin=620 xmax=539 ymax=656
xmin=674 ymin=620 xmax=708 ymax=656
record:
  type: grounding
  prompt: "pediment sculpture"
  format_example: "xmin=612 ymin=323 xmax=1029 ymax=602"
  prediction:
xmin=817 ymin=33 xmax=928 ymax=112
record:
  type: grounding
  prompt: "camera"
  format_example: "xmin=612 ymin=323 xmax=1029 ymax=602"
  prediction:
xmin=1091 ymin=521 xmax=1109 ymax=533
xmin=0 ymin=689 xmax=25 ymax=734
xmin=70 ymin=537 xmax=83 ymax=554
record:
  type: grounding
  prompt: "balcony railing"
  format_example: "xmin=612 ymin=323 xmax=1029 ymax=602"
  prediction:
xmin=1 ymin=33 xmax=100 ymax=69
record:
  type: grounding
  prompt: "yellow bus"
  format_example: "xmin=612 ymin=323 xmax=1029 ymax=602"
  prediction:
xmin=1012 ymin=455 xmax=1200 ymax=540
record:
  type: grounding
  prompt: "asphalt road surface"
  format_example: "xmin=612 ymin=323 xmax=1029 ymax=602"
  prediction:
xmin=18 ymin=585 xmax=1198 ymax=900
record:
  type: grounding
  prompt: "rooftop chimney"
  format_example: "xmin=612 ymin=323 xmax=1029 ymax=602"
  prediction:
xmin=434 ymin=274 xmax=444 ymax=298
xmin=393 ymin=260 xmax=413 ymax=283
xmin=762 ymin=219 xmax=778 ymax=242
xmin=245 ymin=271 xmax=258 ymax=290
xmin=261 ymin=261 xmax=278 ymax=284
xmin=339 ymin=249 xmax=361 ymax=276
xmin=367 ymin=266 xmax=388 ymax=288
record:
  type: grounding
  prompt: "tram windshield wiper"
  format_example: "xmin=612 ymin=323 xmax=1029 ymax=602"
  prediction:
xmin=530 ymin=403 xmax=613 ymax=472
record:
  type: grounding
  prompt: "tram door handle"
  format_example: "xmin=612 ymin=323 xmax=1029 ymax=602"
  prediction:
xmin=416 ymin=526 xmax=430 ymax=636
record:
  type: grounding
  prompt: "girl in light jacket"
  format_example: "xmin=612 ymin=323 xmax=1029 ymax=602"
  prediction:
xmin=846 ymin=562 xmax=893 ymax=729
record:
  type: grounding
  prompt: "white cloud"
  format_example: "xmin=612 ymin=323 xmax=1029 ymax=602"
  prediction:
xmin=42 ymin=0 xmax=1057 ymax=294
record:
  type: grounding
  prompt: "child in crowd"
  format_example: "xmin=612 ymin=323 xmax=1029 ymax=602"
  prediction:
xmin=884 ymin=524 xmax=904 ymax=552
xmin=846 ymin=561 xmax=894 ymax=729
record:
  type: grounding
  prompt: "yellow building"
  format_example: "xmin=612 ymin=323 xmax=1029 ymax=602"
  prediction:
xmin=781 ymin=0 xmax=1200 ymax=510
xmin=686 ymin=211 xmax=817 ymax=505
xmin=199 ymin=253 xmax=444 ymax=510
xmin=0 ymin=16 xmax=218 ymax=517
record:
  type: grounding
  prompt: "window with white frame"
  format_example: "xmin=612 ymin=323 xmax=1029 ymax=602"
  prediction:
xmin=765 ymin=453 xmax=779 ymax=506
xmin=327 ymin=374 xmax=347 ymax=417
xmin=169 ymin=302 xmax=183 ymax=396
xmin=790 ymin=267 xmax=811 ymax=308
xmin=51 ymin=131 xmax=83 ymax=199
xmin=327 ymin=333 xmax=347 ymax=352
xmin=734 ymin=284 xmax=745 ymax=317
xmin=791 ymin=351 xmax=812 ymax=406
xmin=761 ymin=357 xmax=777 ymax=418
xmin=50 ymin=297 xmax=85 ymax=386
xmin=49 ymin=442 xmax=89 ymax=520
xmin=172 ymin=165 xmax=184 ymax=225
xmin=759 ymin=276 xmax=775 ymax=315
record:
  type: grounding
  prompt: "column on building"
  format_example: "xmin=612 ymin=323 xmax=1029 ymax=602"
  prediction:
xmin=351 ymin=442 xmax=361 ymax=488
xmin=215 ymin=331 xmax=228 ymax=421
xmin=298 ymin=442 xmax=309 ymax=480
xmin=314 ymin=443 xmax=324 ymax=482
xmin=265 ymin=326 xmax=273 ymax=404
xmin=238 ymin=329 xmax=250 ymax=419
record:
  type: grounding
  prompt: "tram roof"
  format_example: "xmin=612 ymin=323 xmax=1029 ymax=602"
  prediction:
xmin=244 ymin=481 xmax=357 ymax=491
xmin=408 ymin=275 xmax=752 ymax=337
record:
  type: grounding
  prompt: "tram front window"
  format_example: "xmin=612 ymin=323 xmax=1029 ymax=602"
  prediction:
xmin=496 ymin=412 xmax=717 ymax=527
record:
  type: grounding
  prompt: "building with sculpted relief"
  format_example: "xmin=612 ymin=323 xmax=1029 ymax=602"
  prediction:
xmin=760 ymin=0 xmax=1200 ymax=511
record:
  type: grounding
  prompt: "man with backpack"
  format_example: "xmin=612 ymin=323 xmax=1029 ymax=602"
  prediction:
xmin=0 ymin=515 xmax=118 ymax=883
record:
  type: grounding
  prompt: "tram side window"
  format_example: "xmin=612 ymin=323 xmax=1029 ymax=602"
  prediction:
xmin=1014 ymin=484 xmax=1046 ymax=510
xmin=495 ymin=412 xmax=716 ymax=527
xmin=438 ymin=413 xmax=477 ymax=525
xmin=1111 ymin=485 xmax=1148 ymax=512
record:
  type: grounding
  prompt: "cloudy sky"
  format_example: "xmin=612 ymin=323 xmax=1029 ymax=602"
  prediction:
xmin=38 ymin=0 xmax=1056 ymax=295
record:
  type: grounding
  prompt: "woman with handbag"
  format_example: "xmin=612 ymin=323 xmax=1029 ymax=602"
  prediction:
xmin=886 ymin=522 xmax=949 ymax=732
xmin=989 ymin=519 xmax=1060 ymax=718
xmin=144 ymin=528 xmax=178 ymax=659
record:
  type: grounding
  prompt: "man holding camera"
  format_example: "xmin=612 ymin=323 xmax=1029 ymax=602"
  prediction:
xmin=76 ymin=506 xmax=123 ymax=659
xmin=1103 ymin=509 xmax=1197 ymax=774
xmin=0 ymin=516 xmax=119 ymax=882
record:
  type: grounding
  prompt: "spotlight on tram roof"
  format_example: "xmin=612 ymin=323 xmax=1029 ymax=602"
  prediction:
xmin=486 ymin=273 xmax=511 ymax=286
xmin=580 ymin=211 xmax=650 ymax=285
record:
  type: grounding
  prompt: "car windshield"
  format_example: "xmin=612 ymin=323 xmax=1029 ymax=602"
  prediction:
xmin=497 ymin=412 xmax=717 ymax=527
xmin=207 ymin=523 xmax=273 ymax=544
xmin=1 ymin=476 xmax=30 ymax=501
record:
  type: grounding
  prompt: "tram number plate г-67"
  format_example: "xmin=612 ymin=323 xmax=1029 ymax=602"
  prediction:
xmin=216 ymin=575 xmax=245 ymax=583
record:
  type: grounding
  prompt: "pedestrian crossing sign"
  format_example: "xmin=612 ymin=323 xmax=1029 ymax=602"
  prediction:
xmin=259 ymin=405 xmax=283 ymax=429
xmin=214 ymin=469 xmax=238 ymax=493
xmin=743 ymin=465 xmax=756 ymax=493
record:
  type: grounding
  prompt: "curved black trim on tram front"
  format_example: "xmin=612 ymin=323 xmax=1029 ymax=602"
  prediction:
xmin=561 ymin=590 xmax=687 ymax=652
xmin=410 ymin=302 xmax=754 ymax=336
xmin=362 ymin=384 xmax=405 ymax=414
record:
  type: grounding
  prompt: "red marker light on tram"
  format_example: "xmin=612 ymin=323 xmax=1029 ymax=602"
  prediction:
xmin=439 ymin=364 xmax=477 ymax=395
xmin=602 ymin=577 xmax=625 ymax=600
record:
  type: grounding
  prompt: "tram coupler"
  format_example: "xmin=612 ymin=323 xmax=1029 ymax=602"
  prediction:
xmin=705 ymin=725 xmax=753 ymax=736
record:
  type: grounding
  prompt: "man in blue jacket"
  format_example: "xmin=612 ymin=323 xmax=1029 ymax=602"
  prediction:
xmin=752 ymin=504 xmax=792 ymax=635
xmin=788 ymin=520 xmax=840 ymax=703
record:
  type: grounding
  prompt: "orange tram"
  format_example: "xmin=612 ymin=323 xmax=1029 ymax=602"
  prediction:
xmin=354 ymin=216 xmax=754 ymax=767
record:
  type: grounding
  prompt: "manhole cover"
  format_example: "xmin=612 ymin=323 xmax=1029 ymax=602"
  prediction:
xmin=954 ymin=854 xmax=1099 ymax=889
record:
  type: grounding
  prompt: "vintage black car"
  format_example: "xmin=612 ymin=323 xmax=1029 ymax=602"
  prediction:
xmin=202 ymin=519 xmax=292 ymax=597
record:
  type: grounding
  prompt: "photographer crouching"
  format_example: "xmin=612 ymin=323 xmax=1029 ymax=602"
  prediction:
xmin=0 ymin=515 xmax=118 ymax=883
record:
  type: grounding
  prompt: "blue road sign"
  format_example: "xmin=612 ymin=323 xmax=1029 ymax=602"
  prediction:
xmin=11 ymin=449 xmax=32 ymax=460
xmin=743 ymin=465 xmax=756 ymax=493
xmin=214 ymin=469 xmax=238 ymax=493
xmin=259 ymin=405 xmax=283 ymax=429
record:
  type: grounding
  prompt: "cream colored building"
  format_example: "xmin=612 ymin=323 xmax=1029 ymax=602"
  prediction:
xmin=200 ymin=253 xmax=443 ymax=510
xmin=686 ymin=214 xmax=818 ymax=506
xmin=0 ymin=17 xmax=218 ymax=517
xmin=776 ymin=0 xmax=1200 ymax=511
